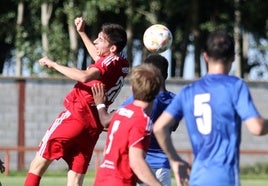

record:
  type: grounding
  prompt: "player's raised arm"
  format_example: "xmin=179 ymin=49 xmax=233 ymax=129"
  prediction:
xmin=74 ymin=17 xmax=100 ymax=61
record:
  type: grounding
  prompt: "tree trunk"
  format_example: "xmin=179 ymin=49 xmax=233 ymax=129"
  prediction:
xmin=125 ymin=0 xmax=135 ymax=67
xmin=41 ymin=2 xmax=53 ymax=55
xmin=242 ymin=32 xmax=249 ymax=79
xmin=66 ymin=0 xmax=78 ymax=67
xmin=191 ymin=0 xmax=200 ymax=78
xmin=234 ymin=0 xmax=242 ymax=77
xmin=179 ymin=31 xmax=190 ymax=78
xmin=15 ymin=1 xmax=23 ymax=76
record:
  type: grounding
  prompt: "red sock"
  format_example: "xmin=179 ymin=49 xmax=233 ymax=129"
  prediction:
xmin=24 ymin=173 xmax=41 ymax=186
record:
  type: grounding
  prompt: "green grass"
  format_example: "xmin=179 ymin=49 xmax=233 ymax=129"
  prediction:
xmin=0 ymin=176 xmax=94 ymax=186
xmin=0 ymin=171 xmax=94 ymax=186
xmin=1 ymin=173 xmax=268 ymax=186
xmin=1 ymin=166 xmax=268 ymax=186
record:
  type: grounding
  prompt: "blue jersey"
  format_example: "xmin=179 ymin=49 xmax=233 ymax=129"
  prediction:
xmin=122 ymin=90 xmax=175 ymax=169
xmin=165 ymin=74 xmax=260 ymax=186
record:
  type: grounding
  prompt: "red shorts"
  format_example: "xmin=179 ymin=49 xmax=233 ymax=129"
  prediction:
xmin=37 ymin=107 xmax=102 ymax=174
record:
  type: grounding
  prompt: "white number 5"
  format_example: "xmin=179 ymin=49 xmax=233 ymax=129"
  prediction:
xmin=194 ymin=94 xmax=212 ymax=135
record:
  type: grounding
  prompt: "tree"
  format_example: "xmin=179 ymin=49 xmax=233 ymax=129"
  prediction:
xmin=41 ymin=1 xmax=53 ymax=55
xmin=0 ymin=0 xmax=16 ymax=74
xmin=234 ymin=0 xmax=242 ymax=77
xmin=241 ymin=0 xmax=268 ymax=79
xmin=63 ymin=0 xmax=79 ymax=66
xmin=0 ymin=0 xmax=267 ymax=79
xmin=15 ymin=0 xmax=24 ymax=76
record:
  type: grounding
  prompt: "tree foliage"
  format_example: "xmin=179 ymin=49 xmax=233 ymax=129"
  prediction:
xmin=0 ymin=0 xmax=267 ymax=78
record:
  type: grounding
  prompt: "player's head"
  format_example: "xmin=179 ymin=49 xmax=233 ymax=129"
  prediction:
xmin=144 ymin=54 xmax=168 ymax=80
xmin=101 ymin=23 xmax=127 ymax=53
xmin=204 ymin=30 xmax=235 ymax=64
xmin=130 ymin=64 xmax=162 ymax=102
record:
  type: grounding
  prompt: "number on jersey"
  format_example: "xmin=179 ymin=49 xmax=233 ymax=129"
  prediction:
xmin=194 ymin=93 xmax=212 ymax=135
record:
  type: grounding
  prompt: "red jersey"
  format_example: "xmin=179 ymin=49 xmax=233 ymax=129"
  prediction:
xmin=94 ymin=104 xmax=152 ymax=186
xmin=38 ymin=55 xmax=129 ymax=174
xmin=64 ymin=55 xmax=129 ymax=128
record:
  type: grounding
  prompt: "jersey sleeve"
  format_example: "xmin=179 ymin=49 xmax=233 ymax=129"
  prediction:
xmin=233 ymin=80 xmax=260 ymax=121
xmin=89 ymin=57 xmax=107 ymax=76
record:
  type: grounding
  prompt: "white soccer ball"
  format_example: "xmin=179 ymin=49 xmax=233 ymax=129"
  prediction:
xmin=143 ymin=24 xmax=173 ymax=53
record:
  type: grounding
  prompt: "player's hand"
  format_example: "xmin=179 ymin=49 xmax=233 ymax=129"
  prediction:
xmin=0 ymin=159 xmax=5 ymax=174
xmin=171 ymin=160 xmax=190 ymax=186
xmin=39 ymin=56 xmax=56 ymax=68
xmin=74 ymin=17 xmax=86 ymax=33
xmin=92 ymin=83 xmax=106 ymax=105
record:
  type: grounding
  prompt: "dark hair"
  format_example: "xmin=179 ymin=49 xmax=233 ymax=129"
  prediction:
xmin=101 ymin=23 xmax=127 ymax=53
xmin=204 ymin=30 xmax=235 ymax=63
xmin=144 ymin=54 xmax=168 ymax=80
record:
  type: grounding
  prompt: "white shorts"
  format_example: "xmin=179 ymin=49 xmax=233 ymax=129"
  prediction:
xmin=136 ymin=168 xmax=171 ymax=186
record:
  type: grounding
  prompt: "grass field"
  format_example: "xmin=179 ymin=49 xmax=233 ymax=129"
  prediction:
xmin=1 ymin=173 xmax=268 ymax=186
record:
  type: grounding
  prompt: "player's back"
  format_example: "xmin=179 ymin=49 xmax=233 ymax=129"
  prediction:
xmin=94 ymin=103 xmax=152 ymax=186
xmin=121 ymin=91 xmax=175 ymax=169
xmin=182 ymin=74 xmax=242 ymax=160
xmin=174 ymin=74 xmax=259 ymax=185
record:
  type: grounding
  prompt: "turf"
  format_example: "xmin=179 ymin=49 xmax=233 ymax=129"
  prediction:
xmin=1 ymin=175 xmax=268 ymax=186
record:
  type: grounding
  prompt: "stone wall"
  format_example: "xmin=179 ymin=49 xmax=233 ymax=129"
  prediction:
xmin=1 ymin=77 xmax=268 ymax=171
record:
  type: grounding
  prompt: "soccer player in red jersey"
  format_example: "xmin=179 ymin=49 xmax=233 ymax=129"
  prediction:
xmin=93 ymin=64 xmax=162 ymax=186
xmin=92 ymin=54 xmax=190 ymax=186
xmin=24 ymin=17 xmax=129 ymax=186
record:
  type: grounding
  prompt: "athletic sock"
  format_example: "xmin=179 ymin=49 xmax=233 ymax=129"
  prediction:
xmin=24 ymin=173 xmax=41 ymax=186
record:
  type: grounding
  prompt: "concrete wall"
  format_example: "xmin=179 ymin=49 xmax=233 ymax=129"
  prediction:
xmin=1 ymin=77 xmax=268 ymax=171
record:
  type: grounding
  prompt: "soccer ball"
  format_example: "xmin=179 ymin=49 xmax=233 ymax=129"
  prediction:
xmin=143 ymin=24 xmax=173 ymax=53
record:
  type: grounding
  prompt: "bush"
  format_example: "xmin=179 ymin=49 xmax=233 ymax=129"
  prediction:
xmin=240 ymin=163 xmax=268 ymax=179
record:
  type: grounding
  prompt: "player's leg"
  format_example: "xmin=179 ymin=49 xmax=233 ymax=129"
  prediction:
xmin=24 ymin=154 xmax=53 ymax=186
xmin=24 ymin=110 xmax=76 ymax=186
xmin=64 ymin=131 xmax=94 ymax=186
xmin=28 ymin=153 xmax=52 ymax=175
xmin=67 ymin=170 xmax=85 ymax=186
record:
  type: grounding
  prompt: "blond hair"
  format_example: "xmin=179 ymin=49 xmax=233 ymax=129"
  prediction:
xmin=130 ymin=64 xmax=162 ymax=102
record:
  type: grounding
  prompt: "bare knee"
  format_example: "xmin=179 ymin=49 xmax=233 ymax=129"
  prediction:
xmin=67 ymin=170 xmax=85 ymax=186
xmin=28 ymin=153 xmax=52 ymax=176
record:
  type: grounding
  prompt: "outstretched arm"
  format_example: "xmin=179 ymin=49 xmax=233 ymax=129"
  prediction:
xmin=39 ymin=56 xmax=100 ymax=83
xmin=74 ymin=17 xmax=100 ymax=61
xmin=91 ymin=83 xmax=114 ymax=128
xmin=154 ymin=112 xmax=190 ymax=186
